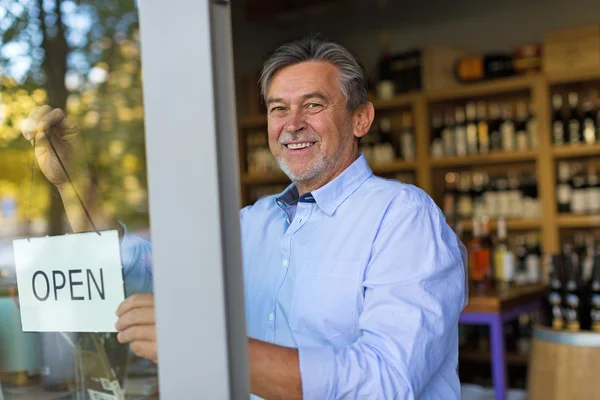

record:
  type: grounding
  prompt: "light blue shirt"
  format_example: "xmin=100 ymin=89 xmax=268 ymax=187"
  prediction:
xmin=124 ymin=154 xmax=468 ymax=399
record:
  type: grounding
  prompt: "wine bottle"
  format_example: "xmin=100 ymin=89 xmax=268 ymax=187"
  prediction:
xmin=583 ymin=95 xmax=597 ymax=145
xmin=443 ymin=172 xmax=458 ymax=220
xmin=591 ymin=253 xmax=600 ymax=332
xmin=547 ymin=254 xmax=565 ymax=330
xmin=431 ymin=112 xmax=444 ymax=158
xmin=568 ymin=92 xmax=582 ymax=144
xmin=525 ymin=233 xmax=541 ymax=284
xmin=401 ymin=112 xmax=415 ymax=161
xmin=556 ymin=162 xmax=572 ymax=213
xmin=552 ymin=94 xmax=565 ymax=145
xmin=515 ymin=101 xmax=529 ymax=151
xmin=455 ymin=107 xmax=468 ymax=157
xmin=564 ymin=244 xmax=583 ymax=332
xmin=501 ymin=104 xmax=516 ymax=152
xmin=571 ymin=163 xmax=588 ymax=215
xmin=477 ymin=101 xmax=490 ymax=155
xmin=494 ymin=218 xmax=516 ymax=289
xmin=442 ymin=111 xmax=456 ymax=157
xmin=489 ymin=103 xmax=503 ymax=152
xmin=458 ymin=172 xmax=473 ymax=219
xmin=466 ymin=102 xmax=479 ymax=155
xmin=587 ymin=165 xmax=600 ymax=214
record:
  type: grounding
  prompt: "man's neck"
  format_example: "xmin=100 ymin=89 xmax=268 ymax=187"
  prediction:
xmin=294 ymin=150 xmax=359 ymax=196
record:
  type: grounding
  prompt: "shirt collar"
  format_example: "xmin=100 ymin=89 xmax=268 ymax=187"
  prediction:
xmin=275 ymin=153 xmax=372 ymax=216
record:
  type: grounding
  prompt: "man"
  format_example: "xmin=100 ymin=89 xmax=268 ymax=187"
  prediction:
xmin=23 ymin=36 xmax=467 ymax=399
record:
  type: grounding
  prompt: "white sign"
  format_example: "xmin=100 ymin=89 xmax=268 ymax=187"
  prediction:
xmin=13 ymin=230 xmax=125 ymax=332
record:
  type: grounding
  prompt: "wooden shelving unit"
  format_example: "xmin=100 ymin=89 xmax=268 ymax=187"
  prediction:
xmin=557 ymin=214 xmax=600 ymax=229
xmin=459 ymin=219 xmax=542 ymax=232
xmin=430 ymin=150 xmax=538 ymax=168
xmin=238 ymin=71 xmax=600 ymax=255
xmin=553 ymin=143 xmax=600 ymax=159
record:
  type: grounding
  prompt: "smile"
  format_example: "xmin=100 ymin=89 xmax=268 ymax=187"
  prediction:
xmin=286 ymin=142 xmax=315 ymax=150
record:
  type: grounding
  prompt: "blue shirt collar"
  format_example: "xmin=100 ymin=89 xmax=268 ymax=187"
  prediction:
xmin=275 ymin=153 xmax=373 ymax=216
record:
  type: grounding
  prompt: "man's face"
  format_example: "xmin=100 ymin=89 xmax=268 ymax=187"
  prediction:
xmin=265 ymin=61 xmax=357 ymax=186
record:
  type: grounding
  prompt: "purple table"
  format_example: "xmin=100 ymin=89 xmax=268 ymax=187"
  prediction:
xmin=459 ymin=284 xmax=547 ymax=400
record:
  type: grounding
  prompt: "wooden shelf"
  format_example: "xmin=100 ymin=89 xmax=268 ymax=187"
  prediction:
xmin=557 ymin=214 xmax=600 ymax=229
xmin=546 ymin=68 xmax=600 ymax=85
xmin=371 ymin=92 xmax=421 ymax=111
xmin=427 ymin=75 xmax=538 ymax=102
xmin=459 ymin=218 xmax=542 ymax=232
xmin=553 ymin=143 xmax=600 ymax=159
xmin=459 ymin=349 xmax=529 ymax=366
xmin=430 ymin=150 xmax=538 ymax=168
xmin=371 ymin=160 xmax=416 ymax=174
xmin=241 ymin=172 xmax=289 ymax=185
xmin=238 ymin=114 xmax=267 ymax=130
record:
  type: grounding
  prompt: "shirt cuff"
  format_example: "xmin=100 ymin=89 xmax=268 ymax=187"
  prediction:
xmin=298 ymin=345 xmax=337 ymax=400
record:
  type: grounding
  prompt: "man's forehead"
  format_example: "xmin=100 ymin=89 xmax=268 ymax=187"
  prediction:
xmin=267 ymin=61 xmax=341 ymax=99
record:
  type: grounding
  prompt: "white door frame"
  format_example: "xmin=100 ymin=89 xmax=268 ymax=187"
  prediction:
xmin=139 ymin=1 xmax=249 ymax=398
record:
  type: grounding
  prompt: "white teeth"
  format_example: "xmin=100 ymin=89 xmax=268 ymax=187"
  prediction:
xmin=287 ymin=142 xmax=313 ymax=150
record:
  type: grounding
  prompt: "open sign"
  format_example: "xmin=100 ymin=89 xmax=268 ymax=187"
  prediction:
xmin=13 ymin=230 xmax=125 ymax=332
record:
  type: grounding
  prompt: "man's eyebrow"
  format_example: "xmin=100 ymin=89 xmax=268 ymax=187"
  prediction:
xmin=265 ymin=92 xmax=330 ymax=106
xmin=300 ymin=92 xmax=329 ymax=102
xmin=265 ymin=97 xmax=283 ymax=106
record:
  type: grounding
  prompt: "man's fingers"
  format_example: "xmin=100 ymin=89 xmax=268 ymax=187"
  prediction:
xmin=116 ymin=293 xmax=155 ymax=317
xmin=28 ymin=105 xmax=53 ymax=122
xmin=129 ymin=341 xmax=158 ymax=363
xmin=117 ymin=325 xmax=156 ymax=344
xmin=115 ymin=306 xmax=156 ymax=331
xmin=36 ymin=108 xmax=66 ymax=133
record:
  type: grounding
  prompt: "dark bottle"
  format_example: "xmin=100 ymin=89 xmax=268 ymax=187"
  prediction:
xmin=515 ymin=101 xmax=530 ymax=151
xmin=556 ymin=162 xmax=572 ymax=213
xmin=547 ymin=254 xmax=565 ymax=330
xmin=515 ymin=236 xmax=529 ymax=286
xmin=455 ymin=107 xmax=468 ymax=157
xmin=472 ymin=172 xmax=485 ymax=216
xmin=591 ymin=253 xmax=600 ymax=332
xmin=455 ymin=53 xmax=516 ymax=82
xmin=466 ymin=102 xmax=479 ymax=155
xmin=564 ymin=244 xmax=583 ymax=332
xmin=443 ymin=172 xmax=458 ymax=220
xmin=583 ymin=96 xmax=597 ymax=145
xmin=431 ymin=112 xmax=444 ymax=158
xmin=442 ymin=111 xmax=456 ymax=157
xmin=571 ymin=163 xmax=588 ymax=215
xmin=489 ymin=103 xmax=503 ymax=151
xmin=568 ymin=92 xmax=582 ymax=144
xmin=552 ymin=94 xmax=565 ymax=145
xmin=477 ymin=101 xmax=490 ymax=155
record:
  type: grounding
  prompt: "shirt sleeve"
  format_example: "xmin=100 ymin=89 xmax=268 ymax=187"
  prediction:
xmin=298 ymin=203 xmax=467 ymax=399
xmin=120 ymin=222 xmax=154 ymax=296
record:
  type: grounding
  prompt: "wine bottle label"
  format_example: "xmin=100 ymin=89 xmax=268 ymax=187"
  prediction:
xmin=526 ymin=255 xmax=540 ymax=283
xmin=571 ymin=190 xmax=587 ymax=214
xmin=442 ymin=128 xmax=455 ymax=156
xmin=556 ymin=184 xmax=572 ymax=205
xmin=516 ymin=131 xmax=529 ymax=151
xmin=553 ymin=122 xmax=564 ymax=144
xmin=569 ymin=120 xmax=581 ymax=143
xmin=456 ymin=128 xmax=468 ymax=156
xmin=501 ymin=123 xmax=515 ymax=151
xmin=587 ymin=187 xmax=600 ymax=212
xmin=584 ymin=119 xmax=596 ymax=144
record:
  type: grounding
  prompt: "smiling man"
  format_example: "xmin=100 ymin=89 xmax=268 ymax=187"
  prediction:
xmin=23 ymin=35 xmax=467 ymax=400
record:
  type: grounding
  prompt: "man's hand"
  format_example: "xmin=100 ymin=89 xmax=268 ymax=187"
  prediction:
xmin=115 ymin=293 xmax=158 ymax=363
xmin=21 ymin=105 xmax=86 ymax=187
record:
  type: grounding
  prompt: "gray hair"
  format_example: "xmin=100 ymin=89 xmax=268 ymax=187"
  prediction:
xmin=259 ymin=35 xmax=369 ymax=112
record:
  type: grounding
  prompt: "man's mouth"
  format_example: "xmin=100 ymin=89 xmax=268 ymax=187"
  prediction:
xmin=285 ymin=142 xmax=315 ymax=150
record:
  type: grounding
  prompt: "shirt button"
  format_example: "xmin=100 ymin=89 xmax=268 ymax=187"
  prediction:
xmin=268 ymin=313 xmax=274 ymax=321
xmin=282 ymin=259 xmax=289 ymax=268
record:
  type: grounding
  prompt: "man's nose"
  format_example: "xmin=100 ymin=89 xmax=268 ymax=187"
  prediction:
xmin=285 ymin=109 xmax=307 ymax=133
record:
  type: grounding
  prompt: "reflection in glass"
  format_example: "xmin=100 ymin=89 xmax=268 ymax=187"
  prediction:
xmin=0 ymin=1 xmax=157 ymax=398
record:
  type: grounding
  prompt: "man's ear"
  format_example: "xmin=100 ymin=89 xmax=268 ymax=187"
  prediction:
xmin=353 ymin=102 xmax=375 ymax=139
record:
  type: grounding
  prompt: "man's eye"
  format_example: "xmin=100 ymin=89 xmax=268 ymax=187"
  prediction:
xmin=269 ymin=107 xmax=286 ymax=116
xmin=307 ymin=103 xmax=322 ymax=109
